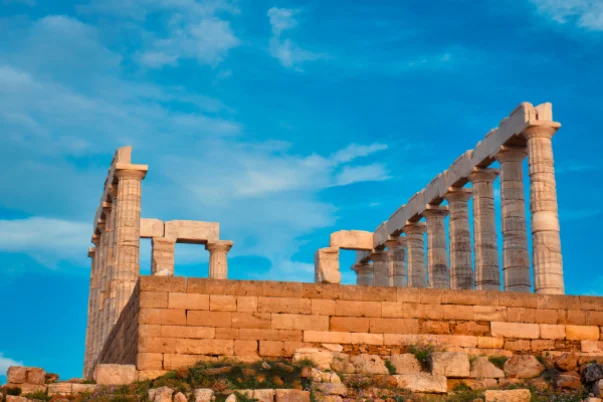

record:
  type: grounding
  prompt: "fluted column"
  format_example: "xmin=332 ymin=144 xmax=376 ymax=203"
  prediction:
xmin=206 ymin=240 xmax=233 ymax=279
xmin=90 ymin=233 xmax=102 ymax=370
xmin=469 ymin=168 xmax=501 ymax=291
xmin=371 ymin=249 xmax=389 ymax=287
xmin=113 ymin=165 xmax=147 ymax=325
xmin=105 ymin=188 xmax=118 ymax=332
xmin=444 ymin=188 xmax=473 ymax=289
xmin=524 ymin=122 xmax=564 ymax=294
xmin=423 ymin=206 xmax=450 ymax=289
xmin=496 ymin=146 xmax=531 ymax=292
xmin=83 ymin=247 xmax=96 ymax=377
xmin=403 ymin=222 xmax=427 ymax=288
xmin=386 ymin=237 xmax=407 ymax=287
xmin=97 ymin=217 xmax=109 ymax=352
xmin=351 ymin=261 xmax=373 ymax=286
xmin=152 ymin=237 xmax=176 ymax=275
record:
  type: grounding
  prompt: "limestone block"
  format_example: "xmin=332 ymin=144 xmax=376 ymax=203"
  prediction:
xmin=405 ymin=190 xmax=426 ymax=221
xmin=445 ymin=151 xmax=473 ymax=189
xmin=72 ymin=384 xmax=97 ymax=394
xmin=555 ymin=371 xmax=581 ymax=390
xmin=373 ymin=222 xmax=389 ymax=248
xmin=329 ymin=230 xmax=373 ymax=251
xmin=389 ymin=354 xmax=421 ymax=374
xmin=138 ymin=370 xmax=168 ymax=381
xmin=431 ymin=352 xmax=470 ymax=378
xmin=566 ymin=325 xmax=599 ymax=341
xmin=6 ymin=366 xmax=27 ymax=384
xmin=275 ymin=389 xmax=310 ymax=402
xmin=140 ymin=218 xmax=164 ymax=238
xmin=193 ymin=389 xmax=215 ymax=402
xmin=330 ymin=353 xmax=355 ymax=374
xmin=583 ymin=363 xmax=603 ymax=383
xmin=540 ymin=324 xmax=565 ymax=340
xmin=48 ymin=383 xmax=73 ymax=396
xmin=150 ymin=386 xmax=174 ymax=402
xmin=484 ymin=389 xmax=532 ymax=402
xmin=503 ymin=355 xmax=544 ymax=379
xmin=471 ymin=129 xmax=499 ymax=166
xmin=555 ymin=352 xmax=578 ymax=372
xmin=469 ymin=357 xmax=505 ymax=379
xmin=174 ymin=392 xmax=188 ymax=402
xmin=225 ymin=395 xmax=237 ymax=402
xmin=447 ymin=378 xmax=497 ymax=391
xmin=491 ymin=322 xmax=539 ymax=339
xmin=292 ymin=348 xmax=333 ymax=370
xmin=314 ymin=247 xmax=340 ymax=284
xmin=164 ymin=220 xmax=219 ymax=243
xmin=395 ymin=373 xmax=447 ymax=394
xmin=424 ymin=173 xmax=446 ymax=204
xmin=350 ymin=354 xmax=388 ymax=375
xmin=314 ymin=382 xmax=348 ymax=396
xmin=93 ymin=364 xmax=137 ymax=385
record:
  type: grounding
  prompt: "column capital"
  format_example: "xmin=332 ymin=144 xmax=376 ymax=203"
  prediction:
xmin=115 ymin=163 xmax=148 ymax=180
xmin=152 ymin=236 xmax=176 ymax=246
xmin=385 ymin=236 xmax=405 ymax=249
xmin=495 ymin=145 xmax=528 ymax=163
xmin=370 ymin=249 xmax=388 ymax=262
xmin=523 ymin=121 xmax=561 ymax=140
xmin=423 ymin=204 xmax=449 ymax=218
xmin=88 ymin=247 xmax=96 ymax=258
xmin=351 ymin=262 xmax=372 ymax=273
xmin=206 ymin=240 xmax=233 ymax=253
xmin=107 ymin=184 xmax=117 ymax=200
xmin=97 ymin=220 xmax=106 ymax=232
xmin=91 ymin=234 xmax=100 ymax=246
xmin=468 ymin=167 xmax=499 ymax=183
xmin=403 ymin=221 xmax=426 ymax=234
xmin=444 ymin=187 xmax=472 ymax=202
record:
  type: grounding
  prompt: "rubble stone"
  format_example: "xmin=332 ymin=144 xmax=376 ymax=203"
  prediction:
xmin=469 ymin=357 xmax=505 ymax=379
xmin=503 ymin=355 xmax=544 ymax=379
xmin=389 ymin=354 xmax=421 ymax=374
xmin=431 ymin=352 xmax=470 ymax=378
xmin=350 ymin=354 xmax=388 ymax=375
xmin=555 ymin=352 xmax=578 ymax=372
xmin=395 ymin=373 xmax=447 ymax=394
xmin=275 ymin=389 xmax=311 ymax=402
xmin=193 ymin=388 xmax=215 ymax=402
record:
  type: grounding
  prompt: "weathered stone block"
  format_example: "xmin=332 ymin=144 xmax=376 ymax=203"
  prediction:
xmin=164 ymin=220 xmax=219 ymax=243
xmin=351 ymin=333 xmax=383 ymax=345
xmin=161 ymin=325 xmax=214 ymax=339
xmin=259 ymin=341 xmax=284 ymax=357
xmin=503 ymin=355 xmax=544 ymax=379
xmin=137 ymin=353 xmax=164 ymax=370
xmin=210 ymin=295 xmax=237 ymax=312
xmin=330 ymin=317 xmax=369 ymax=333
xmin=140 ymin=218 xmax=164 ymax=238
xmin=258 ymin=297 xmax=311 ymax=314
xmin=271 ymin=313 xmax=329 ymax=331
xmin=350 ymin=354 xmax=388 ymax=375
xmin=395 ymin=373 xmax=447 ymax=394
xmin=183 ymin=339 xmax=234 ymax=355
xmin=236 ymin=296 xmax=258 ymax=312
xmin=491 ymin=322 xmax=539 ymax=339
xmin=369 ymin=318 xmax=419 ymax=334
xmin=140 ymin=308 xmax=186 ymax=326
xmin=566 ymin=325 xmax=599 ymax=341
xmin=431 ymin=352 xmax=470 ymax=378
xmin=187 ymin=311 xmax=232 ymax=327
xmin=48 ymin=383 xmax=73 ymax=396
xmin=140 ymin=276 xmax=187 ymax=292
xmin=193 ymin=389 xmax=215 ymax=402
xmin=275 ymin=389 xmax=310 ymax=402
xmin=484 ymin=389 xmax=531 ymax=402
xmin=232 ymin=312 xmax=271 ymax=329
xmin=315 ymin=247 xmax=340 ymax=284
xmin=312 ymin=299 xmax=335 ymax=315
xmin=540 ymin=324 xmax=566 ymax=340
xmin=6 ymin=366 xmax=27 ymax=384
xmin=292 ymin=348 xmax=333 ymax=370
xmin=169 ymin=293 xmax=209 ymax=310
xmin=304 ymin=331 xmax=352 ymax=344
xmin=234 ymin=340 xmax=258 ymax=356
xmin=140 ymin=291 xmax=169 ymax=308
xmin=329 ymin=230 xmax=373 ymax=251
xmin=389 ymin=354 xmax=421 ymax=374
xmin=334 ymin=301 xmax=381 ymax=317
xmin=469 ymin=356 xmax=504 ymax=379
xmin=93 ymin=364 xmax=138 ymax=385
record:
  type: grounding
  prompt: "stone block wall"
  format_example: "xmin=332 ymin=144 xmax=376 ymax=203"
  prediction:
xmin=100 ymin=276 xmax=603 ymax=374
xmin=99 ymin=283 xmax=140 ymax=365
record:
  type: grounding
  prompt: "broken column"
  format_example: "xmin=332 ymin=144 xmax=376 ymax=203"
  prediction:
xmin=351 ymin=261 xmax=373 ymax=286
xmin=444 ymin=188 xmax=473 ymax=289
xmin=151 ymin=237 xmax=176 ymax=275
xmin=206 ymin=240 xmax=233 ymax=279
xmin=113 ymin=163 xmax=147 ymax=327
xmin=403 ymin=222 xmax=427 ymax=288
xmin=315 ymin=247 xmax=340 ymax=284
xmin=423 ymin=205 xmax=450 ymax=289
xmin=524 ymin=122 xmax=564 ymax=294
xmin=386 ymin=237 xmax=407 ymax=287
xmin=496 ymin=146 xmax=531 ymax=292
xmin=371 ymin=249 xmax=389 ymax=287
xmin=469 ymin=168 xmax=501 ymax=291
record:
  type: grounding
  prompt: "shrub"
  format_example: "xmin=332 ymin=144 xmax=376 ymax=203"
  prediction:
xmin=488 ymin=356 xmax=507 ymax=370
xmin=407 ymin=337 xmax=446 ymax=370
xmin=22 ymin=391 xmax=52 ymax=402
xmin=384 ymin=359 xmax=397 ymax=375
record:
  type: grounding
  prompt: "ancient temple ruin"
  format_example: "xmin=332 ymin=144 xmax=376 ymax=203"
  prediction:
xmin=315 ymin=101 xmax=564 ymax=295
xmin=82 ymin=102 xmax=603 ymax=382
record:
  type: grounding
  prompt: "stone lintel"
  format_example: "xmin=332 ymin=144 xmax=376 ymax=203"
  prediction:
xmin=330 ymin=230 xmax=373 ymax=251
xmin=140 ymin=218 xmax=165 ymax=239
xmin=165 ymin=220 xmax=220 ymax=244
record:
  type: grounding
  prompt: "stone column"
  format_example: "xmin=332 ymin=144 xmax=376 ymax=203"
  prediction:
xmin=83 ymin=246 xmax=95 ymax=377
xmin=105 ymin=187 xmax=118 ymax=333
xmin=423 ymin=206 xmax=450 ymax=289
xmin=113 ymin=165 xmax=147 ymax=326
xmin=371 ymin=249 xmax=389 ymax=287
xmin=97 ymin=217 xmax=109 ymax=352
xmin=152 ymin=237 xmax=176 ymax=275
xmin=444 ymin=188 xmax=473 ymax=289
xmin=496 ymin=146 xmax=531 ymax=292
xmin=469 ymin=168 xmax=501 ymax=291
xmin=524 ymin=122 xmax=564 ymax=294
xmin=403 ymin=222 xmax=427 ymax=288
xmin=352 ymin=261 xmax=373 ymax=286
xmin=206 ymin=240 xmax=233 ymax=279
xmin=386 ymin=237 xmax=407 ymax=287
xmin=90 ymin=233 xmax=102 ymax=369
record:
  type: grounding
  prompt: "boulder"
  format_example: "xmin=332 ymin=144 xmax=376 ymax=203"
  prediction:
xmin=93 ymin=364 xmax=137 ymax=385
xmin=45 ymin=373 xmax=59 ymax=383
xmin=395 ymin=373 xmax=447 ymax=394
xmin=149 ymin=387 xmax=174 ymax=402
xmin=503 ymin=355 xmax=544 ymax=379
xmin=6 ymin=367 xmax=27 ymax=384
xmin=448 ymin=378 xmax=497 ymax=391
xmin=555 ymin=352 xmax=578 ymax=372
xmin=311 ymin=368 xmax=341 ymax=383
xmin=174 ymin=392 xmax=188 ymax=402
xmin=350 ymin=354 xmax=388 ymax=375
xmin=584 ymin=363 xmax=603 ymax=383
xmin=225 ymin=395 xmax=237 ymax=402
xmin=275 ymin=389 xmax=311 ymax=402
xmin=292 ymin=348 xmax=333 ymax=370
xmin=193 ymin=388 xmax=215 ymax=402
xmin=431 ymin=352 xmax=470 ymax=378
xmin=470 ymin=357 xmax=505 ymax=379
xmin=314 ymin=383 xmax=348 ymax=396
xmin=321 ymin=344 xmax=343 ymax=353
xmin=555 ymin=371 xmax=581 ymax=390
xmin=389 ymin=354 xmax=421 ymax=375
xmin=252 ymin=389 xmax=276 ymax=402
xmin=592 ymin=379 xmax=603 ymax=397
xmin=330 ymin=353 xmax=355 ymax=374
xmin=484 ymin=389 xmax=531 ymax=402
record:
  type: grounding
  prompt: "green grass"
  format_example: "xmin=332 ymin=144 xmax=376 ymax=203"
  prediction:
xmin=407 ymin=338 xmax=446 ymax=370
xmin=488 ymin=356 xmax=508 ymax=370
xmin=385 ymin=359 xmax=397 ymax=375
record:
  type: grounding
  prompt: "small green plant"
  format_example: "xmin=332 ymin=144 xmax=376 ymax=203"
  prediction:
xmin=488 ymin=355 xmax=508 ymax=369
xmin=407 ymin=337 xmax=445 ymax=370
xmin=536 ymin=355 xmax=545 ymax=365
xmin=22 ymin=391 xmax=52 ymax=402
xmin=384 ymin=359 xmax=397 ymax=375
xmin=5 ymin=387 xmax=22 ymax=396
xmin=233 ymin=391 xmax=258 ymax=402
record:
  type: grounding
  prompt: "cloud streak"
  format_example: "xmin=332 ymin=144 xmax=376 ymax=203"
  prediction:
xmin=529 ymin=0 xmax=603 ymax=30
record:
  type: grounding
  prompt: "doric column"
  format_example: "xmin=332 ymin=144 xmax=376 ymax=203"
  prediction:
xmin=97 ymin=217 xmax=109 ymax=351
xmin=113 ymin=165 xmax=147 ymax=324
xmin=403 ymin=222 xmax=427 ymax=288
xmin=496 ymin=146 xmax=531 ymax=292
xmin=83 ymin=246 xmax=96 ymax=377
xmin=469 ymin=168 xmax=501 ymax=291
xmin=105 ymin=187 xmax=118 ymax=333
xmin=152 ymin=237 xmax=176 ymax=275
xmin=444 ymin=188 xmax=473 ymax=289
xmin=423 ymin=205 xmax=450 ymax=289
xmin=352 ymin=261 xmax=373 ymax=286
xmin=206 ymin=240 xmax=233 ymax=279
xmin=90 ymin=233 xmax=102 ymax=370
xmin=371 ymin=249 xmax=389 ymax=287
xmin=524 ymin=122 xmax=564 ymax=294
xmin=386 ymin=237 xmax=407 ymax=287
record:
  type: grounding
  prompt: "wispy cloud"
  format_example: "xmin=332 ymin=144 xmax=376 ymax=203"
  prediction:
xmin=529 ymin=0 xmax=603 ymax=30
xmin=267 ymin=7 xmax=327 ymax=71
xmin=0 ymin=352 xmax=23 ymax=373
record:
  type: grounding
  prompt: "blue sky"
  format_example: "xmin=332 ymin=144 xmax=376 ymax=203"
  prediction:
xmin=1 ymin=0 xmax=603 ymax=383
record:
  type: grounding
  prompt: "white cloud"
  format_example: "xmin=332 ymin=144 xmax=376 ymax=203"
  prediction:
xmin=267 ymin=7 xmax=326 ymax=71
xmin=334 ymin=164 xmax=391 ymax=187
xmin=0 ymin=352 xmax=23 ymax=374
xmin=529 ymin=0 xmax=603 ymax=30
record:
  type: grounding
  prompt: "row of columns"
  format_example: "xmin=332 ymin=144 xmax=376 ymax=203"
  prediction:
xmin=353 ymin=123 xmax=564 ymax=295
